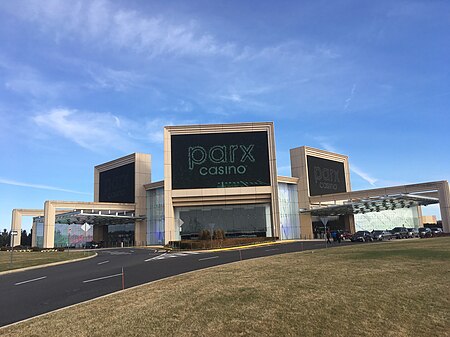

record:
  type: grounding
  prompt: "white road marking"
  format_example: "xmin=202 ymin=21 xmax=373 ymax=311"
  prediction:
xmin=144 ymin=253 xmax=167 ymax=262
xmin=14 ymin=276 xmax=47 ymax=286
xmin=265 ymin=248 xmax=279 ymax=252
xmin=198 ymin=256 xmax=219 ymax=261
xmin=103 ymin=251 xmax=131 ymax=255
xmin=97 ymin=260 xmax=110 ymax=265
xmin=83 ymin=273 xmax=122 ymax=283
xmin=144 ymin=251 xmax=201 ymax=262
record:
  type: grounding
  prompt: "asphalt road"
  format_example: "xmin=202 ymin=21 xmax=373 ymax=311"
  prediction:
xmin=0 ymin=240 xmax=357 ymax=327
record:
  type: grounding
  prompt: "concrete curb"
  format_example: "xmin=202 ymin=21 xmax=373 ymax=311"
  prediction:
xmin=206 ymin=240 xmax=296 ymax=252
xmin=0 ymin=253 xmax=98 ymax=276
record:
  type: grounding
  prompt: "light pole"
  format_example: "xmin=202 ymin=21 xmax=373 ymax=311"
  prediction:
xmin=320 ymin=217 xmax=329 ymax=248
xmin=67 ymin=227 xmax=71 ymax=254
xmin=209 ymin=223 xmax=215 ymax=249
xmin=9 ymin=230 xmax=18 ymax=268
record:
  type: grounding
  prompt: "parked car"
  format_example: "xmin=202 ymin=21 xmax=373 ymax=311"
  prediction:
xmin=419 ymin=227 xmax=432 ymax=238
xmin=84 ymin=241 xmax=102 ymax=249
xmin=351 ymin=231 xmax=373 ymax=242
xmin=372 ymin=230 xmax=393 ymax=241
xmin=342 ymin=231 xmax=353 ymax=240
xmin=406 ymin=228 xmax=419 ymax=238
xmin=430 ymin=228 xmax=443 ymax=236
xmin=391 ymin=227 xmax=409 ymax=239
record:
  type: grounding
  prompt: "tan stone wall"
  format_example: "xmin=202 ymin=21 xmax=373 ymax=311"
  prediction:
xmin=10 ymin=209 xmax=44 ymax=246
xmin=94 ymin=153 xmax=151 ymax=245
xmin=290 ymin=146 xmax=351 ymax=239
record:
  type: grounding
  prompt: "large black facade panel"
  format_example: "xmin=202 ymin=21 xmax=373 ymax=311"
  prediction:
xmin=171 ymin=131 xmax=271 ymax=189
xmin=307 ymin=156 xmax=346 ymax=196
xmin=99 ymin=162 xmax=135 ymax=203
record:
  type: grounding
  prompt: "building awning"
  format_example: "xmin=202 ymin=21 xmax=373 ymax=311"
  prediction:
xmin=302 ymin=194 xmax=439 ymax=217
xmin=52 ymin=209 xmax=145 ymax=226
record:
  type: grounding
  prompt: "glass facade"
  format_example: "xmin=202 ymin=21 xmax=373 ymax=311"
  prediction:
xmin=174 ymin=203 xmax=272 ymax=241
xmin=146 ymin=187 xmax=165 ymax=245
xmin=278 ymin=182 xmax=300 ymax=239
xmin=35 ymin=218 xmax=44 ymax=248
xmin=354 ymin=206 xmax=420 ymax=232
xmin=34 ymin=217 xmax=93 ymax=248
xmin=107 ymin=223 xmax=135 ymax=247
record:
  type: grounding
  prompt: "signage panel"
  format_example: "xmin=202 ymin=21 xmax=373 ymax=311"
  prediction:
xmin=99 ymin=162 xmax=135 ymax=203
xmin=171 ymin=131 xmax=271 ymax=189
xmin=307 ymin=155 xmax=346 ymax=196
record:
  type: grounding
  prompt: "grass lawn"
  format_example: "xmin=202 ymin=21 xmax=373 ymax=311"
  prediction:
xmin=0 ymin=251 xmax=95 ymax=272
xmin=2 ymin=238 xmax=449 ymax=337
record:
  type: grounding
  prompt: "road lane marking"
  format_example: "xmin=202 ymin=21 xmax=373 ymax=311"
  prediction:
xmin=265 ymin=248 xmax=279 ymax=252
xmin=144 ymin=253 xmax=167 ymax=262
xmin=145 ymin=251 xmax=201 ymax=262
xmin=83 ymin=273 xmax=122 ymax=283
xmin=97 ymin=260 xmax=110 ymax=265
xmin=14 ymin=276 xmax=47 ymax=286
xmin=103 ymin=251 xmax=131 ymax=255
xmin=198 ymin=256 xmax=219 ymax=261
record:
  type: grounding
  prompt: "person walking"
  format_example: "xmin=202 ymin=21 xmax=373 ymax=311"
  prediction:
xmin=336 ymin=230 xmax=342 ymax=243
xmin=326 ymin=229 xmax=332 ymax=244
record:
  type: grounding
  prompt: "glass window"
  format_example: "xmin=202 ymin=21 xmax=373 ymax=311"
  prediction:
xmin=278 ymin=182 xmax=300 ymax=240
xmin=147 ymin=187 xmax=165 ymax=244
xmin=174 ymin=203 xmax=272 ymax=240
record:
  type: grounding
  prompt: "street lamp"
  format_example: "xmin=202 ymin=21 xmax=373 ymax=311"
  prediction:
xmin=9 ymin=230 xmax=18 ymax=268
xmin=67 ymin=227 xmax=71 ymax=254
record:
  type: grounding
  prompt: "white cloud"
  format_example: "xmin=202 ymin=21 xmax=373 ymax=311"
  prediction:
xmin=318 ymin=140 xmax=378 ymax=186
xmin=0 ymin=57 xmax=67 ymax=98
xmin=220 ymin=93 xmax=242 ymax=103
xmin=350 ymin=164 xmax=378 ymax=186
xmin=33 ymin=108 xmax=137 ymax=152
xmin=5 ymin=0 xmax=235 ymax=58
xmin=0 ymin=178 xmax=91 ymax=195
xmin=85 ymin=66 xmax=142 ymax=92
xmin=344 ymin=83 xmax=356 ymax=111
xmin=32 ymin=108 xmax=192 ymax=152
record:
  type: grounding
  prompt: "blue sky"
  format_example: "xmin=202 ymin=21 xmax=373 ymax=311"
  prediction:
xmin=1 ymin=0 xmax=448 ymax=232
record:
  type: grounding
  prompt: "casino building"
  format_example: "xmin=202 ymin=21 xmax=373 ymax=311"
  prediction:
xmin=10 ymin=122 xmax=450 ymax=248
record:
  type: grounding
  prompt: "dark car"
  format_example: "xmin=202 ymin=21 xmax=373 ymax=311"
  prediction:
xmin=372 ymin=230 xmax=393 ymax=241
xmin=391 ymin=227 xmax=409 ymax=239
xmin=351 ymin=231 xmax=373 ymax=242
xmin=419 ymin=227 xmax=432 ymax=238
xmin=84 ymin=241 xmax=102 ymax=249
xmin=430 ymin=228 xmax=443 ymax=236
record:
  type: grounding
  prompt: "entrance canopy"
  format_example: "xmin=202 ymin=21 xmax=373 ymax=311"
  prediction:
xmin=53 ymin=209 xmax=145 ymax=226
xmin=304 ymin=194 xmax=439 ymax=217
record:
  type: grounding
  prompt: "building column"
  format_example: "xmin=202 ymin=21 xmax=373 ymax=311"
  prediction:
xmin=438 ymin=181 xmax=450 ymax=233
xmin=31 ymin=222 xmax=37 ymax=247
xmin=43 ymin=201 xmax=56 ymax=248
xmin=344 ymin=214 xmax=355 ymax=233
xmin=11 ymin=209 xmax=22 ymax=247
xmin=93 ymin=225 xmax=108 ymax=243
xmin=417 ymin=205 xmax=424 ymax=228
xmin=135 ymin=220 xmax=147 ymax=246
xmin=300 ymin=213 xmax=313 ymax=239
